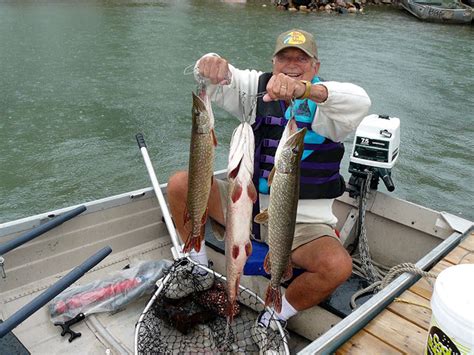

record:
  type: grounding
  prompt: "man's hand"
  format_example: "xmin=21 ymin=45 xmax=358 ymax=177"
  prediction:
xmin=263 ymin=73 xmax=306 ymax=102
xmin=196 ymin=56 xmax=231 ymax=85
xmin=263 ymin=73 xmax=328 ymax=103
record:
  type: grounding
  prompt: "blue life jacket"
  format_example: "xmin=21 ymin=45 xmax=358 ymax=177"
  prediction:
xmin=251 ymin=73 xmax=346 ymax=238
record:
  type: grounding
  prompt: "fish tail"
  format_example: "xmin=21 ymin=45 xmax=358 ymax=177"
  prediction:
xmin=183 ymin=235 xmax=195 ymax=253
xmin=226 ymin=300 xmax=236 ymax=324
xmin=183 ymin=228 xmax=204 ymax=253
xmin=226 ymin=277 xmax=240 ymax=323
xmin=183 ymin=209 xmax=208 ymax=253
xmin=264 ymin=284 xmax=282 ymax=313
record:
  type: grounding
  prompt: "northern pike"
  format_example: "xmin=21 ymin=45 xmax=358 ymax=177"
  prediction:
xmin=183 ymin=89 xmax=217 ymax=253
xmin=254 ymin=118 xmax=306 ymax=313
xmin=224 ymin=121 xmax=257 ymax=321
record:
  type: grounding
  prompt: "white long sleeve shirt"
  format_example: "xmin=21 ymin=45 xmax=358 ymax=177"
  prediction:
xmin=196 ymin=55 xmax=371 ymax=226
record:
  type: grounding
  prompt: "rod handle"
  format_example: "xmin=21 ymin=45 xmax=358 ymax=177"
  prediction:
xmin=136 ymin=133 xmax=146 ymax=149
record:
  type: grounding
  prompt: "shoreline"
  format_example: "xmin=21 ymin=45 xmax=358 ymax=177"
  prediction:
xmin=272 ymin=0 xmax=401 ymax=14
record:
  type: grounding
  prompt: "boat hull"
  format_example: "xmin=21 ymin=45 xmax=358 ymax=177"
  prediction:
xmin=1 ymin=170 xmax=472 ymax=353
xmin=400 ymin=0 xmax=473 ymax=23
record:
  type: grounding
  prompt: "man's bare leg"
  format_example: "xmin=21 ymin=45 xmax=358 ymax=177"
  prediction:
xmin=287 ymin=236 xmax=353 ymax=310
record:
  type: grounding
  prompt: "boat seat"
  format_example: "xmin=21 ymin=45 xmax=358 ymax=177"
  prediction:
xmin=204 ymin=221 xmax=373 ymax=318
xmin=0 ymin=320 xmax=30 ymax=355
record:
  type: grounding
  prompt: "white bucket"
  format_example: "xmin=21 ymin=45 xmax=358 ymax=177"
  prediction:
xmin=426 ymin=264 xmax=474 ymax=355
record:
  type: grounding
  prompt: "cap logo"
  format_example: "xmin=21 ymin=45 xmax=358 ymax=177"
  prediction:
xmin=283 ymin=31 xmax=306 ymax=45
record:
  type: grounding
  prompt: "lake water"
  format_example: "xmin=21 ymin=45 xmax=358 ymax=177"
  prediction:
xmin=0 ymin=0 xmax=473 ymax=223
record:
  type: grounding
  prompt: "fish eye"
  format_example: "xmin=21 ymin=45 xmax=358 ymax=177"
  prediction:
xmin=292 ymin=147 xmax=299 ymax=154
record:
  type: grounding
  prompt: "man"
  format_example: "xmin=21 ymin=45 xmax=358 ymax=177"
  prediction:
xmin=167 ymin=29 xmax=371 ymax=339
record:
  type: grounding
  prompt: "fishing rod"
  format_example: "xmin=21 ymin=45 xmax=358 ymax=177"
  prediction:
xmin=0 ymin=246 xmax=112 ymax=338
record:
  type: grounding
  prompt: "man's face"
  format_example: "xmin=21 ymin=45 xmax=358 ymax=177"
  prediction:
xmin=272 ymin=48 xmax=319 ymax=82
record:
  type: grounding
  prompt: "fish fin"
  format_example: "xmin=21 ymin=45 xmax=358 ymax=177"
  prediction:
xmin=193 ymin=211 xmax=208 ymax=252
xmin=232 ymin=245 xmax=240 ymax=259
xmin=229 ymin=159 xmax=242 ymax=179
xmin=248 ymin=181 xmax=257 ymax=203
xmin=201 ymin=208 xmax=208 ymax=225
xmin=183 ymin=235 xmax=194 ymax=253
xmin=245 ymin=241 xmax=252 ymax=257
xmin=282 ymin=261 xmax=293 ymax=282
xmin=226 ymin=277 xmax=240 ymax=323
xmin=212 ymin=129 xmax=218 ymax=147
xmin=263 ymin=252 xmax=271 ymax=274
xmin=264 ymin=285 xmax=282 ymax=313
xmin=268 ymin=167 xmax=276 ymax=186
xmin=231 ymin=182 xmax=243 ymax=203
xmin=226 ymin=303 xmax=235 ymax=324
xmin=254 ymin=209 xmax=269 ymax=224
xmin=210 ymin=219 xmax=226 ymax=241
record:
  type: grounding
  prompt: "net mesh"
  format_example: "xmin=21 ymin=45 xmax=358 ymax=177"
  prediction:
xmin=136 ymin=258 xmax=288 ymax=354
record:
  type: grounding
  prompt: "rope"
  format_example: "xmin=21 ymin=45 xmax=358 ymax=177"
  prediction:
xmin=350 ymin=170 xmax=438 ymax=309
xmin=350 ymin=262 xmax=437 ymax=309
xmin=357 ymin=171 xmax=381 ymax=283
xmin=379 ymin=262 xmax=437 ymax=289
xmin=393 ymin=297 xmax=431 ymax=311
xmin=458 ymin=250 xmax=473 ymax=263
xmin=350 ymin=282 xmax=381 ymax=309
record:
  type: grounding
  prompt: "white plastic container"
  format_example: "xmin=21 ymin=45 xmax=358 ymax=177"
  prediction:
xmin=426 ymin=264 xmax=474 ymax=355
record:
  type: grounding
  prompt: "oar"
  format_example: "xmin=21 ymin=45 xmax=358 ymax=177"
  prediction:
xmin=0 ymin=205 xmax=86 ymax=256
xmin=0 ymin=246 xmax=112 ymax=338
xmin=136 ymin=133 xmax=185 ymax=260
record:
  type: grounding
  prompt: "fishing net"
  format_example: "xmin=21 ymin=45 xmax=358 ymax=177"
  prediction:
xmin=135 ymin=258 xmax=288 ymax=354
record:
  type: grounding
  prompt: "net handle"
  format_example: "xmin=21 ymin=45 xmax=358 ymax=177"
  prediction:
xmin=136 ymin=133 xmax=185 ymax=260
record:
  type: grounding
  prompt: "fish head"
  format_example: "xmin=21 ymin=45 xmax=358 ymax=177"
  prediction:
xmin=274 ymin=117 xmax=298 ymax=165
xmin=276 ymin=126 xmax=306 ymax=174
xmin=227 ymin=122 xmax=255 ymax=181
xmin=192 ymin=91 xmax=214 ymax=133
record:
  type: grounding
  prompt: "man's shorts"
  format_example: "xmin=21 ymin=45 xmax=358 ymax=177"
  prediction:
xmin=215 ymin=179 xmax=340 ymax=251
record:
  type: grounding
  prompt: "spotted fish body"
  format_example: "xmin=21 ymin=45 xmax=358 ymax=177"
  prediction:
xmin=224 ymin=122 xmax=257 ymax=321
xmin=255 ymin=118 xmax=306 ymax=313
xmin=184 ymin=89 xmax=217 ymax=253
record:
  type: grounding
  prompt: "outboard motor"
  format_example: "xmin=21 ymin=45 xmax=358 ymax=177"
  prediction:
xmin=344 ymin=115 xmax=401 ymax=300
xmin=347 ymin=114 xmax=400 ymax=197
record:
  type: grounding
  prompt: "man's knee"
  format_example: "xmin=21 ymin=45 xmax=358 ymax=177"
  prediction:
xmin=321 ymin=247 xmax=352 ymax=284
xmin=167 ymin=171 xmax=188 ymax=198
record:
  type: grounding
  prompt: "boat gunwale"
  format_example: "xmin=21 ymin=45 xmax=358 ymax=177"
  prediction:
xmin=2 ymin=167 xmax=464 ymax=240
xmin=0 ymin=169 xmax=228 ymax=237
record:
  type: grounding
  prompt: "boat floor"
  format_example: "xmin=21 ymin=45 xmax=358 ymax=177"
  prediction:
xmin=0 ymin=237 xmax=311 ymax=354
xmin=337 ymin=231 xmax=474 ymax=354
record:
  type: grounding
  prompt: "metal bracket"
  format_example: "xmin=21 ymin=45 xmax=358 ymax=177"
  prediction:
xmin=437 ymin=212 xmax=473 ymax=235
xmin=0 ymin=256 xmax=5 ymax=278
xmin=339 ymin=207 xmax=359 ymax=248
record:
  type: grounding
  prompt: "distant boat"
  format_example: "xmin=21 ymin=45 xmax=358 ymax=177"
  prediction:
xmin=400 ymin=0 xmax=473 ymax=23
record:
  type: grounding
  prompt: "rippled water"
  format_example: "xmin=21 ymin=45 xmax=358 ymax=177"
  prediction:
xmin=0 ymin=0 xmax=472 ymax=223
